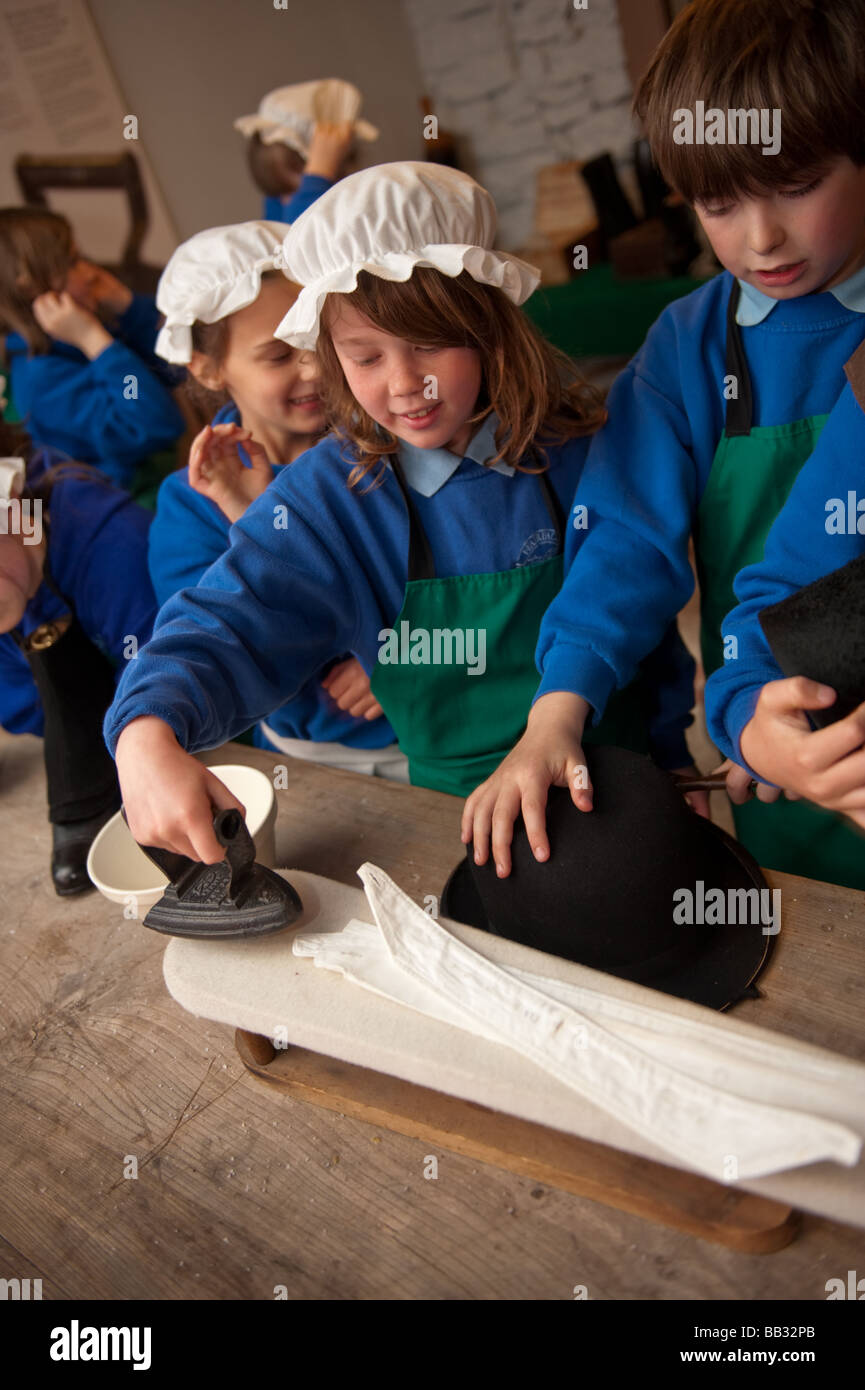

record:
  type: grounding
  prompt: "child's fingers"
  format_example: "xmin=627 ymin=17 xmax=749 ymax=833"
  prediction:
xmin=723 ymin=761 xmax=755 ymax=804
xmin=567 ymin=753 xmax=593 ymax=812
xmin=684 ymin=789 xmax=711 ymax=818
xmin=762 ymin=675 xmax=838 ymax=716
xmin=812 ymin=748 xmax=865 ymax=807
xmin=796 ymin=698 xmax=865 ymax=773
xmin=364 ymin=699 xmax=384 ymax=720
xmin=755 ymin=782 xmax=782 ymax=803
xmin=188 ymin=426 xmax=212 ymax=485
xmin=244 ymin=437 xmax=273 ymax=474
xmin=517 ymin=785 xmax=551 ymax=867
xmin=463 ymin=785 xmax=496 ymax=864
xmin=487 ymin=782 xmax=524 ymax=875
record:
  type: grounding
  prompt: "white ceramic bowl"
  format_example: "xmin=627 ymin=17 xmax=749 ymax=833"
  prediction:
xmin=87 ymin=764 xmax=277 ymax=912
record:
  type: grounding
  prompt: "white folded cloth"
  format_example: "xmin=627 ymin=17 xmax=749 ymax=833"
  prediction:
xmin=292 ymin=863 xmax=862 ymax=1182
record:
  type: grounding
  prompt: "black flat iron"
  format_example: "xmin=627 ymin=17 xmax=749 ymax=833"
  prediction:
xmin=123 ymin=807 xmax=302 ymax=940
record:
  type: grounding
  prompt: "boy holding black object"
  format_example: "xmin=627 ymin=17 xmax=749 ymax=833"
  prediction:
xmin=464 ymin=0 xmax=865 ymax=890
xmin=705 ymin=344 xmax=865 ymax=841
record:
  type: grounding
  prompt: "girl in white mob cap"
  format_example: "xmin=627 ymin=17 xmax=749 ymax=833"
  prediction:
xmin=107 ymin=163 xmax=694 ymax=862
xmin=148 ymin=220 xmax=399 ymax=772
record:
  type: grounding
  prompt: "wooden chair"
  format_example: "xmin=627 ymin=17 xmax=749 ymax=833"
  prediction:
xmin=15 ymin=151 xmax=162 ymax=296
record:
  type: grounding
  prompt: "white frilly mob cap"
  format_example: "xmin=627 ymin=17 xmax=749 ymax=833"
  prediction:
xmin=233 ymin=79 xmax=379 ymax=160
xmin=155 ymin=221 xmax=289 ymax=364
xmin=0 ymin=457 xmax=25 ymax=505
xmin=273 ymin=161 xmax=541 ymax=352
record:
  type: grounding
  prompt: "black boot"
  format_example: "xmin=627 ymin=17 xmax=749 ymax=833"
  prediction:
xmin=50 ymin=806 xmax=117 ymax=897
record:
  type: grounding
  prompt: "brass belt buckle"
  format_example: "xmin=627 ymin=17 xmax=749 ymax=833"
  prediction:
xmin=26 ymin=615 xmax=72 ymax=651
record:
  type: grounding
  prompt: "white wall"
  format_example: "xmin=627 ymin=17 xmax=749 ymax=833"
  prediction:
xmin=87 ymin=0 xmax=427 ymax=245
xmin=401 ymin=0 xmax=635 ymax=248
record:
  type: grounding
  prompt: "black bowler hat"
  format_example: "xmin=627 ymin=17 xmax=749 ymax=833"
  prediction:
xmin=759 ymin=551 xmax=865 ymax=729
xmin=441 ymin=746 xmax=775 ymax=1012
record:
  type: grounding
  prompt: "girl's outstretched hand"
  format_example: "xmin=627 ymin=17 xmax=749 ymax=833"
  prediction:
xmin=739 ymin=677 xmax=865 ymax=829
xmin=320 ymin=657 xmax=383 ymax=720
xmin=188 ymin=423 xmax=273 ymax=523
xmin=461 ymin=692 xmax=593 ymax=879
xmin=115 ymin=716 xmax=246 ymax=863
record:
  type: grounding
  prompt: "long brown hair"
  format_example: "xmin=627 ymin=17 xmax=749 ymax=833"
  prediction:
xmin=634 ymin=0 xmax=865 ymax=205
xmin=316 ymin=267 xmax=606 ymax=488
xmin=0 ymin=208 xmax=76 ymax=355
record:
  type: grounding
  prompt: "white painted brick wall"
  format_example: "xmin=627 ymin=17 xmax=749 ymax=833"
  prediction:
xmin=402 ymin=0 xmax=636 ymax=248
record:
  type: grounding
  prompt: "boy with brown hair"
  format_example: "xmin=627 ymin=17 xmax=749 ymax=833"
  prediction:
xmin=464 ymin=0 xmax=865 ymax=890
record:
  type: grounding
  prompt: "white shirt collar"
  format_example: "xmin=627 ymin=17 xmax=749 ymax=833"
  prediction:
xmin=736 ymin=262 xmax=865 ymax=325
xmin=391 ymin=410 xmax=514 ymax=497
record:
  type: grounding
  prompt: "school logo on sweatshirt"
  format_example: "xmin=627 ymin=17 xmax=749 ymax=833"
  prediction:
xmin=515 ymin=527 xmax=558 ymax=567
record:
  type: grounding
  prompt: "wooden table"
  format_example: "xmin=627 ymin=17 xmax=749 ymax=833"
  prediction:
xmin=1 ymin=730 xmax=863 ymax=1301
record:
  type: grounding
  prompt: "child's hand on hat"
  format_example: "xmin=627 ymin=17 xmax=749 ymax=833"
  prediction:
xmin=189 ymin=423 xmax=273 ymax=524
xmin=739 ymin=677 xmax=865 ymax=827
xmin=115 ymin=716 xmax=246 ymax=863
xmin=461 ymin=691 xmax=593 ymax=878
xmin=305 ymin=120 xmax=356 ymax=182
xmin=320 ymin=657 xmax=383 ymax=720
xmin=32 ymin=290 xmax=113 ymax=359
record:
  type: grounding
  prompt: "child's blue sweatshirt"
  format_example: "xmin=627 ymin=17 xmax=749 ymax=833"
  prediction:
xmin=147 ymin=403 xmax=396 ymax=750
xmin=705 ymin=379 xmax=865 ymax=776
xmin=263 ymin=173 xmax=334 ymax=224
xmin=0 ymin=465 xmax=157 ymax=737
xmin=104 ymin=425 xmax=694 ymax=767
xmin=534 ymin=269 xmax=865 ymax=722
xmin=5 ymin=294 xmax=185 ymax=489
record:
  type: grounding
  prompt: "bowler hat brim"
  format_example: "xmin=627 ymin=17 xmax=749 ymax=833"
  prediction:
xmin=441 ymin=817 xmax=775 ymax=1012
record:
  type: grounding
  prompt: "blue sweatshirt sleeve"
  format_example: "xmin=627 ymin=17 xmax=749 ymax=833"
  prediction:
xmin=50 ymin=474 xmax=158 ymax=665
xmin=103 ymin=479 xmax=362 ymax=756
xmin=705 ymin=381 xmax=865 ymax=776
xmin=148 ymin=469 xmax=231 ymax=606
xmin=11 ymin=343 xmax=184 ymax=487
xmin=535 ymin=334 xmax=701 ymax=724
xmin=265 ymin=173 xmax=335 ymax=224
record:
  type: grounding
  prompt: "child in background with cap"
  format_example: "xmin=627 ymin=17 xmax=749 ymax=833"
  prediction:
xmin=705 ymin=344 xmax=865 ymax=831
xmin=0 ymin=209 xmax=184 ymax=492
xmin=104 ymin=162 xmax=696 ymax=863
xmin=463 ymin=0 xmax=865 ymax=890
xmin=234 ymin=80 xmax=378 ymax=225
xmin=149 ymin=220 xmax=399 ymax=773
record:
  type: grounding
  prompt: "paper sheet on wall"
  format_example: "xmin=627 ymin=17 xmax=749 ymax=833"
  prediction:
xmin=0 ymin=0 xmax=176 ymax=264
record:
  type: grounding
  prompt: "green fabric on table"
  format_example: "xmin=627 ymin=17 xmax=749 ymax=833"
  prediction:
xmin=522 ymin=264 xmax=707 ymax=359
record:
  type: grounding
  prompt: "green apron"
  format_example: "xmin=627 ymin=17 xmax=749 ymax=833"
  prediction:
xmin=371 ymin=455 xmax=648 ymax=798
xmin=696 ymin=282 xmax=865 ymax=889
